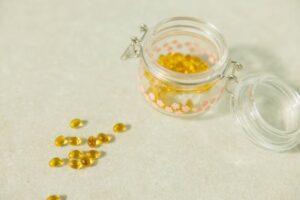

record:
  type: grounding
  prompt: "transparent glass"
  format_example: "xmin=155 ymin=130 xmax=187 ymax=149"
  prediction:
xmin=139 ymin=17 xmax=230 ymax=116
xmin=231 ymin=75 xmax=300 ymax=151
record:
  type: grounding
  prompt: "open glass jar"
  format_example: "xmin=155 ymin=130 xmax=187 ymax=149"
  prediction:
xmin=123 ymin=17 xmax=231 ymax=116
xmin=122 ymin=17 xmax=300 ymax=151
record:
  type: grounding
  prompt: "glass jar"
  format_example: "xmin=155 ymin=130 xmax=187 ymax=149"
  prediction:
xmin=123 ymin=17 xmax=231 ymax=116
xmin=122 ymin=16 xmax=300 ymax=152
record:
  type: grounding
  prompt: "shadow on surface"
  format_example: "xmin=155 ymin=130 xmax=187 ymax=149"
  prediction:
xmin=60 ymin=195 xmax=67 ymax=200
xmin=230 ymin=45 xmax=299 ymax=88
xmin=289 ymin=144 xmax=300 ymax=153
xmin=193 ymin=92 xmax=232 ymax=121
xmin=125 ymin=123 xmax=132 ymax=131
xmin=191 ymin=44 xmax=298 ymax=121
xmin=230 ymin=45 xmax=286 ymax=75
xmin=81 ymin=120 xmax=88 ymax=127
xmin=90 ymin=151 xmax=106 ymax=167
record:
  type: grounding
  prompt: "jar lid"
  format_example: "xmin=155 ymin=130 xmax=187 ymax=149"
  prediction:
xmin=230 ymin=74 xmax=300 ymax=151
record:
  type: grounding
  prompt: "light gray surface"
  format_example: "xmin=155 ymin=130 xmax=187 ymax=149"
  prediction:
xmin=0 ymin=0 xmax=300 ymax=199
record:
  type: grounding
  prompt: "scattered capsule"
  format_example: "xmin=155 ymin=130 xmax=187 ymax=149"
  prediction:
xmin=68 ymin=150 xmax=83 ymax=159
xmin=87 ymin=136 xmax=102 ymax=148
xmin=54 ymin=135 xmax=68 ymax=147
xmin=47 ymin=195 xmax=61 ymax=200
xmin=113 ymin=123 xmax=127 ymax=133
xmin=80 ymin=156 xmax=95 ymax=167
xmin=49 ymin=157 xmax=64 ymax=168
xmin=97 ymin=133 xmax=112 ymax=143
xmin=86 ymin=150 xmax=101 ymax=159
xmin=68 ymin=159 xmax=83 ymax=169
xmin=97 ymin=133 xmax=106 ymax=142
xmin=104 ymin=135 xmax=113 ymax=143
xmin=69 ymin=118 xmax=82 ymax=128
xmin=67 ymin=136 xmax=82 ymax=146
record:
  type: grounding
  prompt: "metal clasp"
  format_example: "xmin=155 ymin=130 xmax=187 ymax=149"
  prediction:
xmin=221 ymin=60 xmax=243 ymax=94
xmin=221 ymin=60 xmax=243 ymax=82
xmin=121 ymin=24 xmax=148 ymax=60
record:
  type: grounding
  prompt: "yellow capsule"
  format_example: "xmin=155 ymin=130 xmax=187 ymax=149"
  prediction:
xmin=185 ymin=99 xmax=194 ymax=108
xmin=158 ymin=55 xmax=167 ymax=65
xmin=54 ymin=135 xmax=67 ymax=147
xmin=68 ymin=150 xmax=83 ymax=159
xmin=97 ymin=133 xmax=106 ymax=142
xmin=167 ymin=63 xmax=176 ymax=70
xmin=68 ymin=159 xmax=83 ymax=169
xmin=144 ymin=70 xmax=155 ymax=82
xmin=86 ymin=150 xmax=101 ymax=159
xmin=67 ymin=137 xmax=82 ymax=146
xmin=173 ymin=53 xmax=184 ymax=61
xmin=184 ymin=54 xmax=191 ymax=61
xmin=97 ymin=133 xmax=113 ymax=143
xmin=200 ymin=63 xmax=209 ymax=71
xmin=104 ymin=135 xmax=113 ymax=143
xmin=113 ymin=123 xmax=127 ymax=133
xmin=47 ymin=195 xmax=61 ymax=200
xmin=69 ymin=118 xmax=82 ymax=128
xmin=80 ymin=156 xmax=95 ymax=167
xmin=49 ymin=157 xmax=64 ymax=168
xmin=158 ymin=60 xmax=165 ymax=67
xmin=87 ymin=136 xmax=102 ymax=148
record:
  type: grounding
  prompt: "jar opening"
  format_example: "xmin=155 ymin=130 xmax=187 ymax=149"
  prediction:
xmin=142 ymin=17 xmax=229 ymax=85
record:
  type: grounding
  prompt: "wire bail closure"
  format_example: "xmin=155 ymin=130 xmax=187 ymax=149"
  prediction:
xmin=121 ymin=24 xmax=148 ymax=60
xmin=221 ymin=60 xmax=243 ymax=81
xmin=222 ymin=60 xmax=243 ymax=94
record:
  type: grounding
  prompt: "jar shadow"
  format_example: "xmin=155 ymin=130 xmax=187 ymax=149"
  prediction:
xmin=230 ymin=44 xmax=299 ymax=89
xmin=60 ymin=195 xmax=67 ymax=200
xmin=191 ymin=45 xmax=300 ymax=121
xmin=191 ymin=92 xmax=232 ymax=120
xmin=289 ymin=145 xmax=300 ymax=153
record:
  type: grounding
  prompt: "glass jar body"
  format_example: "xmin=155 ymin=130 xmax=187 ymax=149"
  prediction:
xmin=139 ymin=60 xmax=227 ymax=116
xmin=138 ymin=17 xmax=229 ymax=116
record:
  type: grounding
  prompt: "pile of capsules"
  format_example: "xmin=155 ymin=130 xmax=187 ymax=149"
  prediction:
xmin=47 ymin=119 xmax=127 ymax=200
xmin=141 ymin=52 xmax=217 ymax=114
xmin=48 ymin=119 xmax=127 ymax=170
xmin=157 ymin=52 xmax=209 ymax=74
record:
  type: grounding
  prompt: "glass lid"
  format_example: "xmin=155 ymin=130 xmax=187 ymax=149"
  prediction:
xmin=230 ymin=74 xmax=300 ymax=152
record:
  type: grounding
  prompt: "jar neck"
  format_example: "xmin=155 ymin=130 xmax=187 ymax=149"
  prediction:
xmin=141 ymin=17 xmax=229 ymax=86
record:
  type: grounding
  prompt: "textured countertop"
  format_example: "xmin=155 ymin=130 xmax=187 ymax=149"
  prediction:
xmin=0 ymin=0 xmax=299 ymax=199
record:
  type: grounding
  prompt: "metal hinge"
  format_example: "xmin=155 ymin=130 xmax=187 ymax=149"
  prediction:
xmin=222 ymin=60 xmax=243 ymax=94
xmin=121 ymin=24 xmax=149 ymax=60
xmin=221 ymin=60 xmax=243 ymax=83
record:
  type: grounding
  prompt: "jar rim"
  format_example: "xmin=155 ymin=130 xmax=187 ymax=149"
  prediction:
xmin=141 ymin=16 xmax=229 ymax=85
